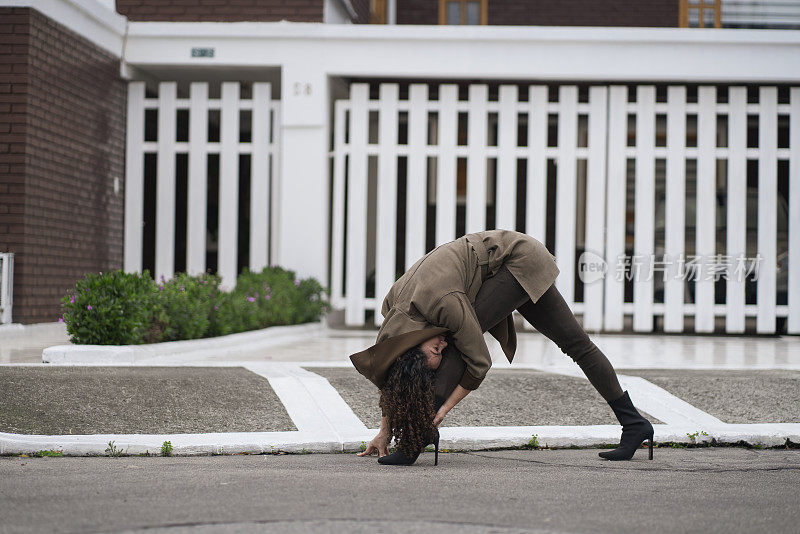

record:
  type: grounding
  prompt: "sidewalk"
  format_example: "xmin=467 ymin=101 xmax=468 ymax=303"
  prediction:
xmin=1 ymin=324 xmax=799 ymax=455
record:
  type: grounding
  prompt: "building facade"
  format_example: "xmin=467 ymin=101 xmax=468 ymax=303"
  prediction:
xmin=0 ymin=0 xmax=798 ymax=336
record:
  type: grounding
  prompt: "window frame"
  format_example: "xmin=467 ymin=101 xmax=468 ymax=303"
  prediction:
xmin=679 ymin=0 xmax=721 ymax=28
xmin=370 ymin=0 xmax=387 ymax=24
xmin=439 ymin=0 xmax=488 ymax=26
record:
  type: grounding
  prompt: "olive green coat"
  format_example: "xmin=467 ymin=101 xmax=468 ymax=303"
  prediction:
xmin=349 ymin=229 xmax=560 ymax=391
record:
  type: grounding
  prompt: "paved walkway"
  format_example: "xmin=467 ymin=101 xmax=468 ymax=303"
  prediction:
xmin=1 ymin=324 xmax=799 ymax=455
xmin=3 ymin=449 xmax=799 ymax=533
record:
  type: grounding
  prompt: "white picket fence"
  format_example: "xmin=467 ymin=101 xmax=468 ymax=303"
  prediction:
xmin=330 ymin=82 xmax=799 ymax=334
xmin=123 ymin=81 xmax=281 ymax=290
xmin=723 ymin=0 xmax=800 ymax=27
xmin=0 ymin=252 xmax=13 ymax=324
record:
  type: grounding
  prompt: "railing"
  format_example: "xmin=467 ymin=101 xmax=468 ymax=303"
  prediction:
xmin=123 ymin=81 xmax=281 ymax=290
xmin=723 ymin=0 xmax=800 ymax=28
xmin=0 ymin=252 xmax=13 ymax=324
xmin=330 ymin=82 xmax=799 ymax=335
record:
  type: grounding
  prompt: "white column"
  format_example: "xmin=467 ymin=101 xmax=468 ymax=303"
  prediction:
xmin=250 ymin=82 xmax=272 ymax=272
xmin=187 ymin=82 xmax=208 ymax=276
xmin=218 ymin=82 xmax=240 ymax=290
xmin=124 ymin=82 xmax=145 ymax=274
xmin=405 ymin=84 xmax=428 ymax=267
xmin=375 ymin=83 xmax=399 ymax=325
xmin=466 ymin=84 xmax=488 ymax=234
xmin=604 ymin=85 xmax=628 ymax=332
xmin=496 ymin=85 xmax=518 ymax=232
xmin=155 ymin=82 xmax=177 ymax=283
xmin=435 ymin=84 xmax=458 ymax=246
xmin=726 ymin=87 xmax=747 ymax=333
xmin=555 ymin=85 xmax=578 ymax=307
xmin=757 ymin=87 xmax=778 ymax=333
xmin=345 ymin=84 xmax=369 ymax=326
xmin=664 ymin=86 xmax=687 ymax=333
xmin=526 ymin=85 xmax=548 ymax=244
xmin=582 ymin=86 xmax=608 ymax=332
xmin=278 ymin=63 xmax=329 ymax=286
xmin=695 ymin=86 xmax=717 ymax=333
xmin=633 ymin=85 xmax=656 ymax=332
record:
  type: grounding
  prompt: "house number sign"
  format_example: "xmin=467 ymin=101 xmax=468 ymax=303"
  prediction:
xmin=191 ymin=47 xmax=215 ymax=58
xmin=294 ymin=82 xmax=312 ymax=96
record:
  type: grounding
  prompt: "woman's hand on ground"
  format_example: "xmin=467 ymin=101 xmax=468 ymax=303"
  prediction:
xmin=357 ymin=432 xmax=390 ymax=457
xmin=433 ymin=407 xmax=448 ymax=427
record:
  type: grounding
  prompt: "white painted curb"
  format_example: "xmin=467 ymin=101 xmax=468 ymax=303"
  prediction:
xmin=2 ymin=423 xmax=798 ymax=456
xmin=41 ymin=322 xmax=326 ymax=364
xmin=0 ymin=322 xmax=67 ymax=340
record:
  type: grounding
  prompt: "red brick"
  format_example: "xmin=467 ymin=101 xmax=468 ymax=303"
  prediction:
xmin=0 ymin=7 xmax=125 ymax=324
xmin=116 ymin=0 xmax=327 ymax=22
xmin=397 ymin=0 xmax=677 ymax=26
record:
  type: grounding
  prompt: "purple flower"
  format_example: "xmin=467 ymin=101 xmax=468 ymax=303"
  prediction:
xmin=87 ymin=305 xmax=93 ymax=310
xmin=159 ymin=286 xmax=165 ymax=291
xmin=58 ymin=317 xmax=64 ymax=323
xmin=294 ymin=278 xmax=300 ymax=286
xmin=265 ymin=294 xmax=271 ymax=301
xmin=69 ymin=295 xmax=76 ymax=304
xmin=246 ymin=296 xmax=256 ymax=302
xmin=214 ymin=305 xmax=219 ymax=311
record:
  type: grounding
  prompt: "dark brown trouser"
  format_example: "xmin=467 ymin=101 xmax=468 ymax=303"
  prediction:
xmin=434 ymin=264 xmax=624 ymax=408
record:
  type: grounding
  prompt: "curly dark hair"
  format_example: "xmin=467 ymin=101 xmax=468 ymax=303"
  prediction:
xmin=379 ymin=346 xmax=437 ymax=458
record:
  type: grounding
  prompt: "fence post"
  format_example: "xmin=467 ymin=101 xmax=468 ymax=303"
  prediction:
xmin=277 ymin=63 xmax=330 ymax=287
xmin=0 ymin=253 xmax=13 ymax=324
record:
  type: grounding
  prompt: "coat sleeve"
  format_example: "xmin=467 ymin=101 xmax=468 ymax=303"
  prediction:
xmin=430 ymin=292 xmax=491 ymax=390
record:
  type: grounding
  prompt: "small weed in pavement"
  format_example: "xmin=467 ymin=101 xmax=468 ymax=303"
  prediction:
xmin=32 ymin=450 xmax=63 ymax=457
xmin=161 ymin=441 xmax=173 ymax=456
xmin=686 ymin=430 xmax=709 ymax=445
xmin=105 ymin=441 xmax=125 ymax=457
xmin=522 ymin=434 xmax=540 ymax=450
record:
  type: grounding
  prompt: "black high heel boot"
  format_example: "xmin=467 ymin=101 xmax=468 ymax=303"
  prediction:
xmin=378 ymin=428 xmax=440 ymax=466
xmin=599 ymin=391 xmax=654 ymax=461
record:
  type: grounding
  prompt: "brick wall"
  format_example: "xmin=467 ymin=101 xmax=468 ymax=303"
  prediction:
xmin=349 ymin=0 xmax=370 ymax=24
xmin=0 ymin=8 xmax=30 ymax=322
xmin=397 ymin=0 xmax=679 ymax=27
xmin=116 ymin=0 xmax=326 ymax=22
xmin=396 ymin=0 xmax=438 ymax=24
xmin=0 ymin=7 xmax=126 ymax=324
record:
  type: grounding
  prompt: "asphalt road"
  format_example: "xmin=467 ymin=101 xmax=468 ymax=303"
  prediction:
xmin=1 ymin=448 xmax=798 ymax=534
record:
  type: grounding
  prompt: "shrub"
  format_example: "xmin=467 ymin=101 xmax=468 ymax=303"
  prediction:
xmin=149 ymin=272 xmax=220 ymax=343
xmin=61 ymin=270 xmax=156 ymax=345
xmin=62 ymin=267 xmax=329 ymax=345
xmin=207 ymin=267 xmax=329 ymax=337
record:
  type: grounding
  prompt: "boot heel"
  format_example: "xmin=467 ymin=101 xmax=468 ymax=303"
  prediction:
xmin=648 ymin=437 xmax=654 ymax=460
xmin=434 ymin=434 xmax=440 ymax=466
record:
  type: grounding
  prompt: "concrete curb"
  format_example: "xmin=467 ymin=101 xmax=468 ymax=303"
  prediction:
xmin=0 ymin=322 xmax=66 ymax=340
xmin=2 ymin=423 xmax=798 ymax=456
xmin=41 ymin=322 xmax=326 ymax=364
